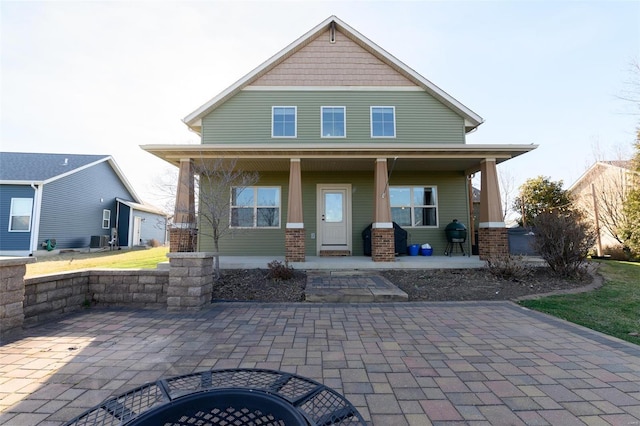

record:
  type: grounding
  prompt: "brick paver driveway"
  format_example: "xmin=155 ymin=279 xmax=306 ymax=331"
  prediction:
xmin=1 ymin=302 xmax=639 ymax=425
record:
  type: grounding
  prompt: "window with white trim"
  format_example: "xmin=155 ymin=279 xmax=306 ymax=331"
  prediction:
xmin=231 ymin=186 xmax=281 ymax=228
xmin=9 ymin=198 xmax=33 ymax=232
xmin=321 ymin=106 xmax=345 ymax=137
xmin=371 ymin=106 xmax=396 ymax=137
xmin=390 ymin=186 xmax=438 ymax=227
xmin=272 ymin=106 xmax=297 ymax=137
xmin=102 ymin=209 xmax=111 ymax=229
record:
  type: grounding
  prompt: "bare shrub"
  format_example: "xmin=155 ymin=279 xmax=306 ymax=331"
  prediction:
xmin=533 ymin=210 xmax=596 ymax=277
xmin=267 ymin=260 xmax=294 ymax=281
xmin=147 ymin=238 xmax=161 ymax=248
xmin=485 ymin=255 xmax=533 ymax=281
xmin=601 ymin=245 xmax=631 ymax=261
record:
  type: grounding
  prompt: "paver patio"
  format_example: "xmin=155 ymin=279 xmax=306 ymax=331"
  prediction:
xmin=1 ymin=301 xmax=639 ymax=425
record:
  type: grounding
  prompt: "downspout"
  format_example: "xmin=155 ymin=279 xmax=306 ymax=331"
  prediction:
xmin=115 ymin=201 xmax=120 ymax=246
xmin=29 ymin=183 xmax=43 ymax=255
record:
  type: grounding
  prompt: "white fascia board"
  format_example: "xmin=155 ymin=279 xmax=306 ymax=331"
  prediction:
xmin=0 ymin=180 xmax=44 ymax=185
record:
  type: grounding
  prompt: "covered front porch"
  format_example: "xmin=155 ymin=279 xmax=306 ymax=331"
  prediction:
xmin=142 ymin=143 xmax=536 ymax=262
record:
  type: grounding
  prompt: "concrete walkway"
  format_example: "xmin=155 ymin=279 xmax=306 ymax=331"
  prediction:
xmin=1 ymin=302 xmax=639 ymax=425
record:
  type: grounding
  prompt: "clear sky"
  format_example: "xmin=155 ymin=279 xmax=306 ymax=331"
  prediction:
xmin=2 ymin=1 xmax=639 ymax=210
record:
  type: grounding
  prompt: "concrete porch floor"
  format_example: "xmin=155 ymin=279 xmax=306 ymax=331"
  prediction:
xmin=215 ymin=255 xmax=487 ymax=270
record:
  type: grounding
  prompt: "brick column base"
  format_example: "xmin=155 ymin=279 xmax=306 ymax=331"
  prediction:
xmin=285 ymin=228 xmax=305 ymax=262
xmin=167 ymin=252 xmax=214 ymax=310
xmin=372 ymin=228 xmax=395 ymax=262
xmin=478 ymin=227 xmax=508 ymax=260
xmin=170 ymin=228 xmax=197 ymax=252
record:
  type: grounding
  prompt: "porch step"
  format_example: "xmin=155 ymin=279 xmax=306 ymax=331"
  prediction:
xmin=305 ymin=271 xmax=408 ymax=303
xmin=319 ymin=250 xmax=351 ymax=257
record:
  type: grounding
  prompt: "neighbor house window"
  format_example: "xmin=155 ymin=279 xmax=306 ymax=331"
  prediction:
xmin=371 ymin=106 xmax=395 ymax=137
xmin=321 ymin=106 xmax=345 ymax=137
xmin=272 ymin=106 xmax=297 ymax=137
xmin=231 ymin=186 xmax=280 ymax=228
xmin=390 ymin=186 xmax=438 ymax=227
xmin=102 ymin=209 xmax=111 ymax=229
xmin=9 ymin=198 xmax=33 ymax=232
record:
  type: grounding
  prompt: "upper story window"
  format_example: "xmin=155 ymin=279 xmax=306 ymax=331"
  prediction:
xmin=390 ymin=186 xmax=438 ymax=227
xmin=371 ymin=106 xmax=396 ymax=138
xmin=9 ymin=198 xmax=33 ymax=232
xmin=102 ymin=209 xmax=111 ymax=229
xmin=321 ymin=106 xmax=345 ymax=138
xmin=231 ymin=186 xmax=281 ymax=228
xmin=272 ymin=106 xmax=297 ymax=138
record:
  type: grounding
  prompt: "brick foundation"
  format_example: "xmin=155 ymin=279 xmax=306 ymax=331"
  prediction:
xmin=371 ymin=228 xmax=395 ymax=262
xmin=478 ymin=227 xmax=508 ymax=260
xmin=170 ymin=227 xmax=197 ymax=252
xmin=285 ymin=228 xmax=305 ymax=262
xmin=319 ymin=250 xmax=351 ymax=257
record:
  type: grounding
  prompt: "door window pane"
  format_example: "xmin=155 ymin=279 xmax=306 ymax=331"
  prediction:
xmin=324 ymin=193 xmax=343 ymax=222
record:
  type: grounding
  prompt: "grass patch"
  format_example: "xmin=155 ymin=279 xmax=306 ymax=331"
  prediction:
xmin=26 ymin=247 xmax=169 ymax=277
xmin=519 ymin=261 xmax=640 ymax=345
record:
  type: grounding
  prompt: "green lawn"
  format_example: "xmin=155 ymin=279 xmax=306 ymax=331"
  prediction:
xmin=25 ymin=246 xmax=169 ymax=277
xmin=519 ymin=261 xmax=640 ymax=345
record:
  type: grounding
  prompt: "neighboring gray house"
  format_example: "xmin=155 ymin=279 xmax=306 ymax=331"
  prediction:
xmin=0 ymin=152 xmax=168 ymax=256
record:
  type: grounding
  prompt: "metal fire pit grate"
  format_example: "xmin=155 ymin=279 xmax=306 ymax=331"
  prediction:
xmin=64 ymin=368 xmax=366 ymax=426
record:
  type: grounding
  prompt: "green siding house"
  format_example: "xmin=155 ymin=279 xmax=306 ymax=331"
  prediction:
xmin=143 ymin=16 xmax=536 ymax=261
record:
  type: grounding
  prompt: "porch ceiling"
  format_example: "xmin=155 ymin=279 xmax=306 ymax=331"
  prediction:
xmin=141 ymin=143 xmax=537 ymax=175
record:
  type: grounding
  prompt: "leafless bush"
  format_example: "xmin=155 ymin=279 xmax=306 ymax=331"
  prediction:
xmin=267 ymin=260 xmax=294 ymax=281
xmin=147 ymin=238 xmax=161 ymax=248
xmin=533 ymin=210 xmax=596 ymax=277
xmin=485 ymin=255 xmax=533 ymax=281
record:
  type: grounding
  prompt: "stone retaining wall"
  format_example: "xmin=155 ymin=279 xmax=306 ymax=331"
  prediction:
xmin=23 ymin=270 xmax=169 ymax=326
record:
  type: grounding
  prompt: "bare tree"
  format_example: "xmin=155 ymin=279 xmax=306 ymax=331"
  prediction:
xmin=497 ymin=165 xmax=518 ymax=222
xmin=192 ymin=158 xmax=259 ymax=279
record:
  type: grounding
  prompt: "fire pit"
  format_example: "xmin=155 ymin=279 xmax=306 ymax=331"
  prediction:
xmin=64 ymin=368 xmax=366 ymax=426
xmin=444 ymin=219 xmax=468 ymax=256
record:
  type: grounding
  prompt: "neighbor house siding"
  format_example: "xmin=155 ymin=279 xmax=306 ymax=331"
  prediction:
xmin=202 ymin=91 xmax=465 ymax=145
xmin=134 ymin=210 xmax=167 ymax=245
xmin=39 ymin=162 xmax=135 ymax=249
xmin=0 ymin=184 xmax=35 ymax=251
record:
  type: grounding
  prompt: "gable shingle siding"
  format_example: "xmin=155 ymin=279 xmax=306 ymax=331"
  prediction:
xmin=252 ymin=28 xmax=415 ymax=87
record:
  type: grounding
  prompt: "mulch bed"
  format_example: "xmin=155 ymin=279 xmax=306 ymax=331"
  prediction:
xmin=212 ymin=267 xmax=595 ymax=303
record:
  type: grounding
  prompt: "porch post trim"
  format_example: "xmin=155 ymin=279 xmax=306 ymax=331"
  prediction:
xmin=372 ymin=222 xmax=393 ymax=228
xmin=479 ymin=221 xmax=505 ymax=228
xmin=286 ymin=158 xmax=304 ymax=225
xmin=286 ymin=223 xmax=304 ymax=229
xmin=373 ymin=158 xmax=391 ymax=224
xmin=174 ymin=158 xmax=196 ymax=226
xmin=479 ymin=158 xmax=504 ymax=226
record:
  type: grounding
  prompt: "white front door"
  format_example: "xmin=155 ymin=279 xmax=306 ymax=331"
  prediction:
xmin=133 ymin=216 xmax=142 ymax=246
xmin=317 ymin=185 xmax=351 ymax=253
